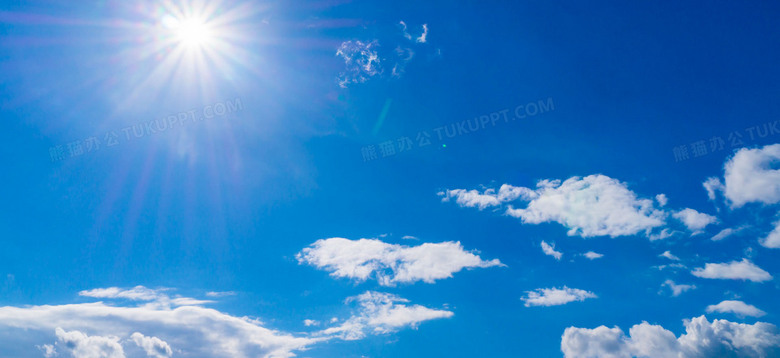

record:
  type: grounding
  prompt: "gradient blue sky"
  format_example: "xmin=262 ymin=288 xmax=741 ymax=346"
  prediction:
xmin=2 ymin=1 xmax=780 ymax=357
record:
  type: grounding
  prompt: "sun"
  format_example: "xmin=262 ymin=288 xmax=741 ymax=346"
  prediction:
xmin=162 ymin=15 xmax=213 ymax=48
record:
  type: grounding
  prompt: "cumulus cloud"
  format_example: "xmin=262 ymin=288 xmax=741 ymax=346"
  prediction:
xmin=318 ymin=291 xmax=452 ymax=340
xmin=336 ymin=40 xmax=382 ymax=88
xmin=444 ymin=175 xmax=667 ymax=239
xmin=541 ymin=241 xmax=563 ymax=260
xmin=706 ymin=300 xmax=766 ymax=318
xmin=55 ymin=328 xmax=125 ymax=358
xmin=583 ymin=251 xmax=604 ymax=260
xmin=521 ymin=287 xmax=597 ymax=307
xmin=131 ymin=332 xmax=173 ymax=358
xmin=761 ymin=219 xmax=780 ymax=248
xmin=672 ymin=208 xmax=717 ymax=232
xmin=0 ymin=289 xmax=317 ymax=358
xmin=705 ymin=144 xmax=780 ymax=207
xmin=297 ymin=238 xmax=503 ymax=286
xmin=691 ymin=259 xmax=772 ymax=282
xmin=662 ymin=280 xmax=696 ymax=297
xmin=561 ymin=316 xmax=780 ymax=358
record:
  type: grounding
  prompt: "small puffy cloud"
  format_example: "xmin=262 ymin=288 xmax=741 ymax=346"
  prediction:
xmin=672 ymin=208 xmax=717 ymax=232
xmin=56 ymin=328 xmax=125 ymax=358
xmin=37 ymin=344 xmax=56 ymax=358
xmin=297 ymin=238 xmax=503 ymax=286
xmin=703 ymin=177 xmax=724 ymax=201
xmin=660 ymin=251 xmax=680 ymax=261
xmin=706 ymin=300 xmax=766 ymax=318
xmin=303 ymin=319 xmax=320 ymax=327
xmin=691 ymin=259 xmax=772 ymax=282
xmin=319 ymin=291 xmax=452 ymax=340
xmin=761 ymin=219 xmax=780 ymax=248
xmin=446 ymin=175 xmax=666 ymax=238
xmin=662 ymin=280 xmax=696 ymax=297
xmin=130 ymin=332 xmax=172 ymax=358
xmin=522 ymin=287 xmax=596 ymax=307
xmin=706 ymin=144 xmax=780 ymax=208
xmin=561 ymin=316 xmax=780 ymax=358
xmin=438 ymin=188 xmax=501 ymax=210
xmin=583 ymin=251 xmax=603 ymax=260
xmin=336 ymin=40 xmax=382 ymax=88
xmin=541 ymin=241 xmax=563 ymax=260
xmin=656 ymin=194 xmax=669 ymax=207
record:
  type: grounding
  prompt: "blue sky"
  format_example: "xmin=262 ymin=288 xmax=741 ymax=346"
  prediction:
xmin=2 ymin=0 xmax=780 ymax=357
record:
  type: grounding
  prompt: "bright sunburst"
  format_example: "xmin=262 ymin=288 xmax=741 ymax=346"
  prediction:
xmin=164 ymin=15 xmax=213 ymax=48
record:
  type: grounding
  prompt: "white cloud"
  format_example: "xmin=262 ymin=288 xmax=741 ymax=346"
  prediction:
xmin=662 ymin=280 xmax=696 ymax=297
xmin=336 ymin=40 xmax=382 ymax=88
xmin=541 ymin=241 xmax=563 ymax=260
xmin=561 ymin=316 xmax=780 ymax=358
xmin=660 ymin=251 xmax=680 ymax=261
xmin=706 ymin=300 xmax=766 ymax=318
xmin=656 ymin=194 xmax=668 ymax=207
xmin=130 ymin=332 xmax=172 ymax=358
xmin=672 ymin=208 xmax=717 ymax=232
xmin=438 ymin=188 xmax=500 ymax=210
xmin=583 ymin=251 xmax=604 ymax=260
xmin=303 ymin=319 xmax=319 ymax=327
xmin=691 ymin=259 xmax=772 ymax=282
xmin=703 ymin=177 xmax=724 ymax=201
xmin=37 ymin=344 xmax=56 ymax=358
xmin=496 ymin=175 xmax=665 ymax=238
xmin=706 ymin=144 xmax=780 ymax=207
xmin=55 ymin=328 xmax=125 ymax=358
xmin=297 ymin=238 xmax=503 ymax=286
xmin=438 ymin=185 xmax=538 ymax=210
xmin=318 ymin=291 xmax=452 ymax=340
xmin=521 ymin=287 xmax=596 ymax=307
xmin=416 ymin=24 xmax=428 ymax=43
xmin=0 ymin=291 xmax=317 ymax=358
xmin=761 ymin=219 xmax=780 ymax=248
xmin=399 ymin=21 xmax=428 ymax=43
xmin=711 ymin=227 xmax=742 ymax=241
xmin=79 ymin=286 xmax=164 ymax=301
xmin=205 ymin=291 xmax=236 ymax=298
xmin=401 ymin=235 xmax=418 ymax=240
